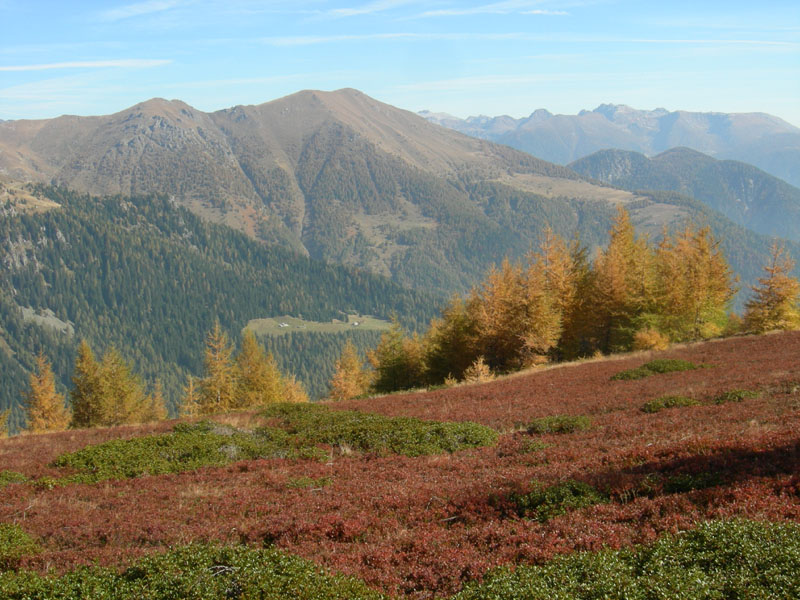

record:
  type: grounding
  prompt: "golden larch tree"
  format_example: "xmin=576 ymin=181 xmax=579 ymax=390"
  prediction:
xmin=141 ymin=380 xmax=168 ymax=423
xmin=199 ymin=321 xmax=238 ymax=414
xmin=744 ymin=243 xmax=800 ymax=333
xmin=23 ymin=352 xmax=70 ymax=433
xmin=328 ymin=340 xmax=371 ymax=401
xmin=179 ymin=374 xmax=200 ymax=417
xmin=70 ymin=340 xmax=103 ymax=428
xmin=236 ymin=330 xmax=283 ymax=408
xmin=96 ymin=346 xmax=149 ymax=426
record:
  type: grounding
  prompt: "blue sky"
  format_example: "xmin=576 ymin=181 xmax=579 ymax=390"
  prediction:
xmin=1 ymin=0 xmax=799 ymax=125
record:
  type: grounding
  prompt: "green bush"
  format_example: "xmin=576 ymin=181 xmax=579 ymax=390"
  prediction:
xmin=663 ymin=472 xmax=723 ymax=494
xmin=713 ymin=389 xmax=759 ymax=405
xmin=0 ymin=471 xmax=27 ymax=488
xmin=612 ymin=359 xmax=705 ymax=381
xmin=0 ymin=524 xmax=39 ymax=570
xmin=641 ymin=395 xmax=700 ymax=413
xmin=452 ymin=520 xmax=800 ymax=600
xmin=0 ymin=543 xmax=386 ymax=599
xmin=52 ymin=405 xmax=498 ymax=483
xmin=510 ymin=479 xmax=607 ymax=522
xmin=262 ymin=403 xmax=498 ymax=457
xmin=526 ymin=415 xmax=591 ymax=435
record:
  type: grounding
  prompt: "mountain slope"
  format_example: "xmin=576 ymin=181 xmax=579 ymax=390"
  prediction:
xmin=569 ymin=147 xmax=800 ymax=242
xmin=422 ymin=105 xmax=800 ymax=187
xmin=0 ymin=184 xmax=440 ymax=429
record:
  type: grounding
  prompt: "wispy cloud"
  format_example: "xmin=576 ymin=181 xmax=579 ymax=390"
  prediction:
xmin=99 ymin=0 xmax=183 ymax=22
xmin=329 ymin=0 xmax=419 ymax=18
xmin=418 ymin=0 xmax=567 ymax=17
xmin=0 ymin=59 xmax=172 ymax=72
xmin=263 ymin=32 xmax=535 ymax=46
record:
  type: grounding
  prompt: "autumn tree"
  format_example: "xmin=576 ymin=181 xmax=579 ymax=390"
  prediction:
xmin=70 ymin=340 xmax=103 ymax=428
xmin=654 ymin=225 xmax=735 ymax=340
xmin=424 ymin=296 xmax=481 ymax=383
xmin=97 ymin=347 xmax=149 ymax=426
xmin=281 ymin=375 xmax=310 ymax=404
xmin=236 ymin=330 xmax=283 ymax=408
xmin=592 ymin=207 xmax=656 ymax=352
xmin=0 ymin=409 xmax=9 ymax=438
xmin=328 ymin=340 xmax=371 ymax=401
xmin=179 ymin=375 xmax=200 ymax=417
xmin=141 ymin=380 xmax=168 ymax=423
xmin=22 ymin=352 xmax=70 ymax=433
xmin=199 ymin=321 xmax=238 ymax=413
xmin=744 ymin=243 xmax=800 ymax=333
xmin=368 ymin=321 xmax=426 ymax=393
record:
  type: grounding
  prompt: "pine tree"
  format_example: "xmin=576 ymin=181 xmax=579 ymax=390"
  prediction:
xmin=70 ymin=340 xmax=102 ymax=428
xmin=0 ymin=409 xmax=9 ymax=438
xmin=328 ymin=340 xmax=371 ymax=401
xmin=368 ymin=321 xmax=426 ymax=393
xmin=236 ymin=330 xmax=283 ymax=408
xmin=424 ymin=296 xmax=481 ymax=383
xmin=744 ymin=243 xmax=800 ymax=333
xmin=199 ymin=321 xmax=238 ymax=414
xmin=22 ymin=352 xmax=70 ymax=433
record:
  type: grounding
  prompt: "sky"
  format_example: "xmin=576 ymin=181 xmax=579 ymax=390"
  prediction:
xmin=1 ymin=0 xmax=799 ymax=126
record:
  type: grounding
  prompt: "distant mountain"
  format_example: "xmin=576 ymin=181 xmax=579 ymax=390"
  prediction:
xmin=0 ymin=90 xmax=796 ymax=302
xmin=569 ymin=147 xmax=800 ymax=242
xmin=420 ymin=105 xmax=800 ymax=188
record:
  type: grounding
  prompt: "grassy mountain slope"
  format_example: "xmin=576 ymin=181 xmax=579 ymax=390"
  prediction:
xmin=0 ymin=185 xmax=440 ymax=429
xmin=570 ymin=147 xmax=800 ymax=242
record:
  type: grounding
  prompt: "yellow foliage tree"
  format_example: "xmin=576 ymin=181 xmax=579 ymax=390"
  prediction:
xmin=97 ymin=346 xmax=149 ymax=426
xmin=70 ymin=340 xmax=103 ymax=428
xmin=0 ymin=409 xmax=9 ymax=438
xmin=236 ymin=330 xmax=283 ymax=408
xmin=179 ymin=375 xmax=200 ymax=417
xmin=744 ymin=243 xmax=800 ymax=333
xmin=328 ymin=340 xmax=371 ymax=401
xmin=141 ymin=380 xmax=168 ymax=423
xmin=281 ymin=375 xmax=310 ymax=404
xmin=22 ymin=352 xmax=70 ymax=433
xmin=199 ymin=321 xmax=238 ymax=414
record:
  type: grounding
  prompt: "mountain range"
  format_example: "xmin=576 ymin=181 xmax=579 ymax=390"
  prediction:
xmin=420 ymin=105 xmax=800 ymax=188
xmin=569 ymin=147 xmax=800 ymax=243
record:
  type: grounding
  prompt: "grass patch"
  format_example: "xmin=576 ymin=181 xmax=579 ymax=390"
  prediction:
xmin=245 ymin=314 xmax=390 ymax=338
xmin=0 ymin=524 xmax=39 ymax=570
xmin=0 ymin=471 xmax=27 ymax=488
xmin=510 ymin=479 xmax=608 ymax=522
xmin=453 ymin=520 xmax=800 ymax=600
xmin=612 ymin=359 xmax=705 ymax=381
xmin=52 ymin=404 xmax=498 ymax=483
xmin=0 ymin=543 xmax=386 ymax=599
xmin=713 ymin=389 xmax=760 ymax=405
xmin=262 ymin=403 xmax=498 ymax=457
xmin=526 ymin=415 xmax=591 ymax=435
xmin=641 ymin=395 xmax=700 ymax=414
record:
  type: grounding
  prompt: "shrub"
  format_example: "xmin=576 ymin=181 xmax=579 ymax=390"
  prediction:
xmin=633 ymin=328 xmax=671 ymax=351
xmin=0 ymin=471 xmax=27 ymax=488
xmin=0 ymin=543 xmax=386 ymax=599
xmin=452 ymin=520 xmax=800 ymax=600
xmin=510 ymin=479 xmax=607 ymax=522
xmin=713 ymin=389 xmax=759 ymax=405
xmin=612 ymin=359 xmax=704 ymax=381
xmin=0 ymin=524 xmax=39 ymax=570
xmin=663 ymin=472 xmax=723 ymax=494
xmin=641 ymin=395 xmax=700 ymax=413
xmin=262 ymin=403 xmax=498 ymax=457
xmin=526 ymin=414 xmax=591 ymax=435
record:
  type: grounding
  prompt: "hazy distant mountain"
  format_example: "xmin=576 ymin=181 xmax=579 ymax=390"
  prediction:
xmin=570 ymin=147 xmax=800 ymax=242
xmin=420 ymin=105 xmax=800 ymax=188
xmin=0 ymin=89 xmax=795 ymax=300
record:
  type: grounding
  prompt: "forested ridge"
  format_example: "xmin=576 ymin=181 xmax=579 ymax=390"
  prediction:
xmin=0 ymin=186 xmax=441 ymax=430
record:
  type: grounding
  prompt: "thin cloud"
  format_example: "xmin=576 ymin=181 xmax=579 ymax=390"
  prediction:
xmin=0 ymin=59 xmax=172 ymax=72
xmin=329 ymin=0 xmax=419 ymax=17
xmin=523 ymin=9 xmax=568 ymax=15
xmin=99 ymin=0 xmax=182 ymax=22
xmin=418 ymin=0 xmax=564 ymax=17
xmin=263 ymin=32 xmax=532 ymax=46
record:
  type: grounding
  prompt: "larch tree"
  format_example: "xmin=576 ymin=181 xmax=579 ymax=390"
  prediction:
xmin=70 ymin=340 xmax=103 ymax=428
xmin=281 ymin=375 xmax=309 ymax=404
xmin=424 ymin=296 xmax=480 ymax=383
xmin=0 ymin=409 xmax=9 ymax=438
xmin=368 ymin=321 xmax=426 ymax=393
xmin=179 ymin=374 xmax=200 ymax=417
xmin=22 ymin=351 xmax=70 ymax=433
xmin=96 ymin=346 xmax=149 ymax=426
xmin=655 ymin=225 xmax=735 ymax=341
xmin=744 ymin=243 xmax=800 ymax=333
xmin=236 ymin=330 xmax=283 ymax=408
xmin=328 ymin=340 xmax=371 ymax=401
xmin=199 ymin=321 xmax=238 ymax=414
xmin=592 ymin=207 xmax=655 ymax=352
xmin=141 ymin=380 xmax=168 ymax=423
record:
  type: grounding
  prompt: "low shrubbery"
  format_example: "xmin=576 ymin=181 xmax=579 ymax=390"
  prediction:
xmin=452 ymin=520 xmax=800 ymax=600
xmin=0 ymin=543 xmax=385 ymax=599
xmin=509 ymin=479 xmax=608 ymax=522
xmin=612 ymin=359 xmax=705 ymax=381
xmin=0 ymin=524 xmax=39 ymax=570
xmin=713 ymin=389 xmax=760 ymax=405
xmin=0 ymin=471 xmax=27 ymax=488
xmin=51 ymin=404 xmax=498 ymax=483
xmin=641 ymin=395 xmax=700 ymax=413
xmin=526 ymin=415 xmax=591 ymax=435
